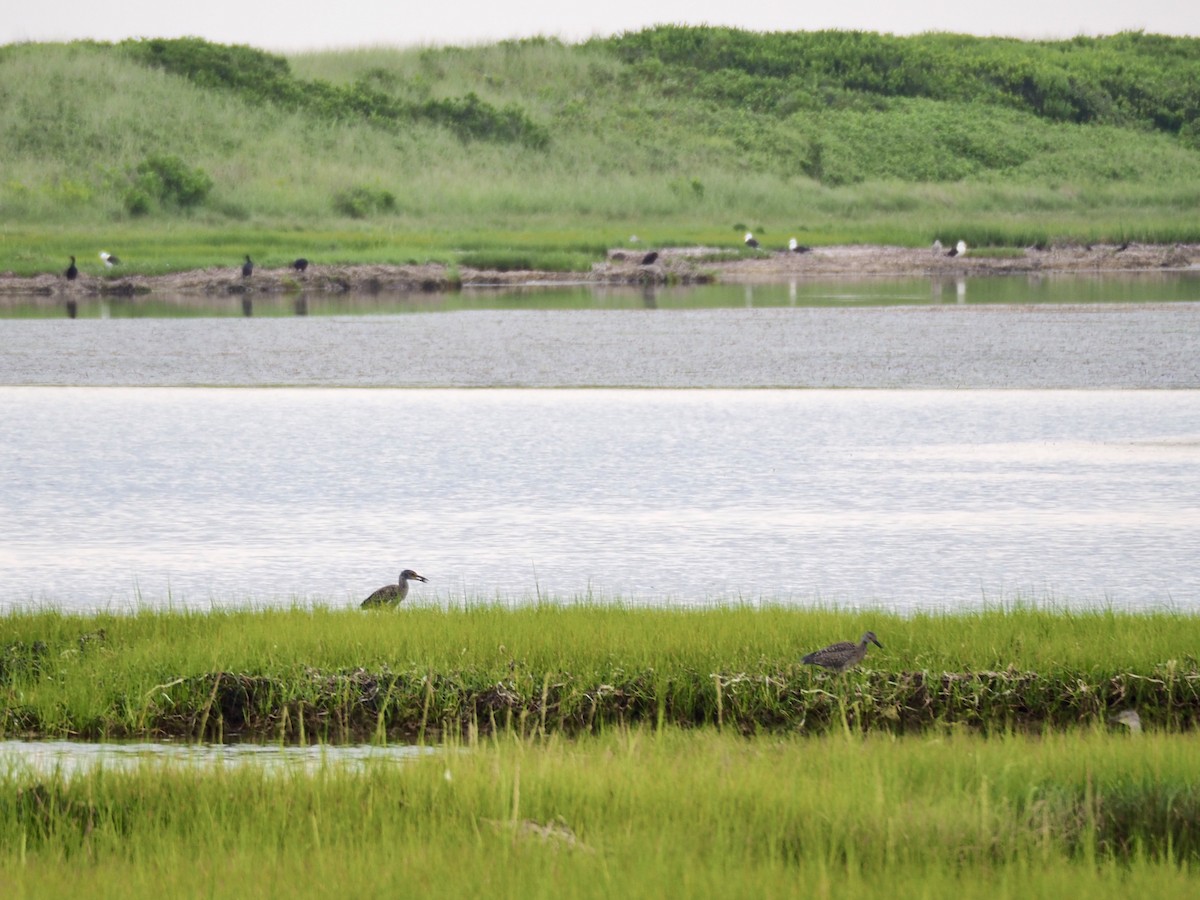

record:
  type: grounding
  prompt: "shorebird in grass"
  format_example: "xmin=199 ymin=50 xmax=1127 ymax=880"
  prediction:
xmin=361 ymin=569 xmax=428 ymax=609
xmin=1110 ymin=709 xmax=1143 ymax=734
xmin=802 ymin=631 xmax=884 ymax=673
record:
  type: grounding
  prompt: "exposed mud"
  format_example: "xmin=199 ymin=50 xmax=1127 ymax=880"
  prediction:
xmin=4 ymin=666 xmax=1195 ymax=743
xmin=3 ymin=242 xmax=1196 ymax=296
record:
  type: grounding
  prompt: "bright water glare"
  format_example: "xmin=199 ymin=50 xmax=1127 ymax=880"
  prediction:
xmin=2 ymin=387 xmax=1198 ymax=612
xmin=0 ymin=739 xmax=432 ymax=776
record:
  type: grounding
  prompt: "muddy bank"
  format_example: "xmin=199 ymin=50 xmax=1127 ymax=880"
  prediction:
xmin=2 ymin=666 xmax=1196 ymax=742
xmin=3 ymin=243 xmax=1197 ymax=297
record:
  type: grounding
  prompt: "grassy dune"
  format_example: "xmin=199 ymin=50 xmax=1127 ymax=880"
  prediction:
xmin=2 ymin=728 xmax=1199 ymax=897
xmin=2 ymin=605 xmax=1197 ymax=741
xmin=2 ymin=30 xmax=1200 ymax=274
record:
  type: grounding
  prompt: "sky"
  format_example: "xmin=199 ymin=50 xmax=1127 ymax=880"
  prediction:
xmin=5 ymin=0 xmax=1199 ymax=50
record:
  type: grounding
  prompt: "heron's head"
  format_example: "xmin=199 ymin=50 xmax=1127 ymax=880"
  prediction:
xmin=400 ymin=569 xmax=428 ymax=583
xmin=862 ymin=631 xmax=883 ymax=649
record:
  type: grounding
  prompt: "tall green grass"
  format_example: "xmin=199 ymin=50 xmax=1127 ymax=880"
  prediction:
xmin=2 ymin=605 xmax=1196 ymax=741
xmin=1 ymin=728 xmax=1198 ymax=898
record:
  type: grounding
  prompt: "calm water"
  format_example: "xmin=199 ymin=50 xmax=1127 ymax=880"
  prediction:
xmin=0 ymin=739 xmax=431 ymax=775
xmin=2 ymin=278 xmax=1198 ymax=388
xmin=2 ymin=276 xmax=1198 ymax=613
xmin=3 ymin=387 xmax=1197 ymax=612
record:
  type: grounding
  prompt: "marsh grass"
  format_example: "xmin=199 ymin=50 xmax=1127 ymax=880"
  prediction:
xmin=0 ymin=728 xmax=1198 ymax=897
xmin=2 ymin=605 xmax=1197 ymax=741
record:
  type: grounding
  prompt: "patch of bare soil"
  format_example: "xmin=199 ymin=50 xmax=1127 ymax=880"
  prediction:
xmin=2 ymin=243 xmax=1195 ymax=296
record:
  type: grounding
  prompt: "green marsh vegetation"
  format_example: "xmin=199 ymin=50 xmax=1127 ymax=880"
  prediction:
xmin=3 ymin=605 xmax=1197 ymax=893
xmin=2 ymin=28 xmax=1200 ymax=275
xmin=2 ymin=605 xmax=1196 ymax=742
xmin=1 ymin=728 xmax=1199 ymax=897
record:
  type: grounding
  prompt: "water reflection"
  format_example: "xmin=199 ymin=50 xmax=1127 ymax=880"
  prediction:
xmin=5 ymin=271 xmax=1200 ymax=319
xmin=0 ymin=740 xmax=434 ymax=776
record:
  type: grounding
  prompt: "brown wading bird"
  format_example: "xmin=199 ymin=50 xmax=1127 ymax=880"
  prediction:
xmin=361 ymin=569 xmax=428 ymax=608
xmin=802 ymin=631 xmax=884 ymax=672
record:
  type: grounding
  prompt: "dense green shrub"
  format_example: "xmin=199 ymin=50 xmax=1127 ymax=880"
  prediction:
xmin=123 ymin=154 xmax=213 ymax=215
xmin=121 ymin=37 xmax=548 ymax=148
xmin=601 ymin=26 xmax=1200 ymax=133
xmin=331 ymin=185 xmax=397 ymax=218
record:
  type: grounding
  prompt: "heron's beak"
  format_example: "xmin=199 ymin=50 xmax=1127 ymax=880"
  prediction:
xmin=413 ymin=574 xmax=429 ymax=583
xmin=871 ymin=637 xmax=884 ymax=648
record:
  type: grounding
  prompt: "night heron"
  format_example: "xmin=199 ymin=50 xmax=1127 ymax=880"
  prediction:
xmin=1110 ymin=709 xmax=1142 ymax=734
xmin=802 ymin=631 xmax=883 ymax=672
xmin=361 ymin=569 xmax=428 ymax=609
xmin=65 ymin=256 xmax=78 ymax=280
xmin=242 ymin=255 xmax=254 ymax=278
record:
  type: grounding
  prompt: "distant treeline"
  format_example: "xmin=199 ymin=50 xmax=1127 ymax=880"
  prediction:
xmin=602 ymin=27 xmax=1200 ymax=141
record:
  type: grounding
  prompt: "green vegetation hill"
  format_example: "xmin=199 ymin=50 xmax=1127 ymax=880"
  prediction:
xmin=2 ymin=28 xmax=1199 ymax=271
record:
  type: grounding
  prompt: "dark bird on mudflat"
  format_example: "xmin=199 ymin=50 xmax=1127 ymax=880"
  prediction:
xmin=292 ymin=258 xmax=309 ymax=272
xmin=64 ymin=256 xmax=78 ymax=280
xmin=641 ymin=251 xmax=659 ymax=265
xmin=744 ymin=232 xmax=760 ymax=249
xmin=242 ymin=255 xmax=254 ymax=278
xmin=788 ymin=238 xmax=811 ymax=254
xmin=361 ymin=569 xmax=428 ymax=609
xmin=99 ymin=251 xmax=121 ymax=267
xmin=802 ymin=631 xmax=884 ymax=673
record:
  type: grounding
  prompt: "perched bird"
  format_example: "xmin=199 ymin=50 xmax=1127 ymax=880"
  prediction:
xmin=1110 ymin=709 xmax=1142 ymax=734
xmin=744 ymin=232 xmax=760 ymax=249
xmin=802 ymin=631 xmax=884 ymax=673
xmin=931 ymin=239 xmax=943 ymax=254
xmin=640 ymin=251 xmax=659 ymax=265
xmin=242 ymin=255 xmax=254 ymax=278
xmin=64 ymin=256 xmax=78 ymax=280
xmin=99 ymin=251 xmax=121 ymax=267
xmin=946 ymin=240 xmax=968 ymax=258
xmin=291 ymin=258 xmax=309 ymax=273
xmin=361 ymin=569 xmax=428 ymax=609
xmin=788 ymin=237 xmax=811 ymax=254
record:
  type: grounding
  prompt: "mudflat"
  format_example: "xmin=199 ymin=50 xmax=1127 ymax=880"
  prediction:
xmin=3 ymin=243 xmax=1196 ymax=296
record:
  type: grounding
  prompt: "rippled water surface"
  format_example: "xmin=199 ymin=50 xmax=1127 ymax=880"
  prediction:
xmin=3 ymin=276 xmax=1198 ymax=612
xmin=2 ymin=277 xmax=1198 ymax=388
xmin=3 ymin=387 xmax=1197 ymax=612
